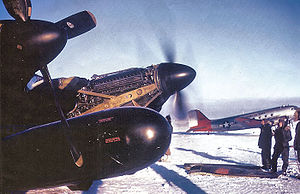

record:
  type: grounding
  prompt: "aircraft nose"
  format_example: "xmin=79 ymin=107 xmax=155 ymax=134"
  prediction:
xmin=157 ymin=63 xmax=196 ymax=95
xmin=124 ymin=108 xmax=172 ymax=169
xmin=1 ymin=21 xmax=67 ymax=73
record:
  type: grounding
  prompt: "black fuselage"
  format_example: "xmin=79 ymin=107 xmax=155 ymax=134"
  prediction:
xmin=2 ymin=107 xmax=172 ymax=191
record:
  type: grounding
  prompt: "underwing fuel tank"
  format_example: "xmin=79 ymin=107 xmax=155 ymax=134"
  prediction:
xmin=2 ymin=107 xmax=172 ymax=191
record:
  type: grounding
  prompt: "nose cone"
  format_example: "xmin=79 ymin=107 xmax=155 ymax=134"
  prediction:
xmin=124 ymin=108 xmax=172 ymax=170
xmin=158 ymin=63 xmax=196 ymax=95
xmin=1 ymin=20 xmax=67 ymax=74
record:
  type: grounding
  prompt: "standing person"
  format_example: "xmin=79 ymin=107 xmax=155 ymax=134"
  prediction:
xmin=258 ymin=119 xmax=272 ymax=170
xmin=294 ymin=110 xmax=300 ymax=163
xmin=271 ymin=119 xmax=292 ymax=174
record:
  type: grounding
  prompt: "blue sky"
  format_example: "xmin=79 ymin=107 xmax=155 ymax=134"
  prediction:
xmin=1 ymin=0 xmax=300 ymax=104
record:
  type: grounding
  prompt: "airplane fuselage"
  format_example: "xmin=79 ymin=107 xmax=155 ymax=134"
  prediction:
xmin=188 ymin=105 xmax=298 ymax=132
xmin=2 ymin=107 xmax=172 ymax=191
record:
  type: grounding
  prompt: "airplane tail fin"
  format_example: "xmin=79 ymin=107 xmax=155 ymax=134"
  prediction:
xmin=187 ymin=110 xmax=212 ymax=132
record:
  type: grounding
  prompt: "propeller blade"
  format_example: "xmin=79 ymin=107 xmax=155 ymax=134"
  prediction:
xmin=55 ymin=11 xmax=96 ymax=39
xmin=40 ymin=66 xmax=83 ymax=168
xmin=158 ymin=31 xmax=176 ymax=63
xmin=173 ymin=91 xmax=188 ymax=120
xmin=182 ymin=41 xmax=202 ymax=103
xmin=3 ymin=0 xmax=31 ymax=21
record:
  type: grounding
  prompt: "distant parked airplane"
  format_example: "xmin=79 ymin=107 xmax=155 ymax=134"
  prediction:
xmin=187 ymin=105 xmax=298 ymax=132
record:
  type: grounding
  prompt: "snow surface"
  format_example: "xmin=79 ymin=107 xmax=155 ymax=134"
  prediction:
xmin=27 ymin=123 xmax=300 ymax=194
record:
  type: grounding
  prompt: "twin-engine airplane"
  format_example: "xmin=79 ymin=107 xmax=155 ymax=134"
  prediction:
xmin=187 ymin=105 xmax=298 ymax=132
xmin=0 ymin=0 xmax=195 ymax=192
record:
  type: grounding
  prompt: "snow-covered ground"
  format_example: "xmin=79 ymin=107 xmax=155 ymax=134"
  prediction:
xmin=28 ymin=124 xmax=300 ymax=194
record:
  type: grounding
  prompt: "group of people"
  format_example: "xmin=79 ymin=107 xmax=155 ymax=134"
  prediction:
xmin=258 ymin=110 xmax=300 ymax=175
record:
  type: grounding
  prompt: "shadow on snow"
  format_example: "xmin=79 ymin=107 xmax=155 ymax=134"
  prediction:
xmin=151 ymin=164 xmax=206 ymax=194
xmin=82 ymin=180 xmax=103 ymax=194
xmin=176 ymin=147 xmax=255 ymax=166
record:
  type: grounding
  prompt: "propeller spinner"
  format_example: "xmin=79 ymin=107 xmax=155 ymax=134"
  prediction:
xmin=158 ymin=42 xmax=196 ymax=120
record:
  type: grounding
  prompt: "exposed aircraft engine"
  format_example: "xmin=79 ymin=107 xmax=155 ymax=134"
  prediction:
xmin=67 ymin=63 xmax=196 ymax=118
xmin=68 ymin=65 xmax=160 ymax=117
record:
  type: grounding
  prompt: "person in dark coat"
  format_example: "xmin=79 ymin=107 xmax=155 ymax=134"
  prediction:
xmin=271 ymin=119 xmax=292 ymax=174
xmin=294 ymin=110 xmax=300 ymax=163
xmin=258 ymin=119 xmax=272 ymax=170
